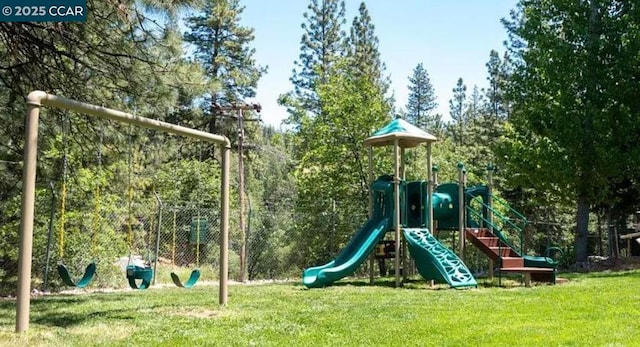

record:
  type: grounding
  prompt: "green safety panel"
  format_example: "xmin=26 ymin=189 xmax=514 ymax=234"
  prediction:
xmin=405 ymin=181 xmax=428 ymax=228
xmin=189 ymin=218 xmax=209 ymax=244
xmin=126 ymin=265 xmax=153 ymax=290
xmin=57 ymin=262 xmax=96 ymax=288
xmin=404 ymin=228 xmax=477 ymax=288
xmin=434 ymin=183 xmax=460 ymax=231
xmin=170 ymin=269 xmax=201 ymax=288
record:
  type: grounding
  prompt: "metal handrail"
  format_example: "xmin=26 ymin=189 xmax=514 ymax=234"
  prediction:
xmin=466 ymin=206 xmax=523 ymax=256
xmin=491 ymin=194 xmax=528 ymax=227
xmin=465 ymin=192 xmax=523 ymax=233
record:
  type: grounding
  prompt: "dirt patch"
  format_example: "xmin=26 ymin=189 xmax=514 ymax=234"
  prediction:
xmin=582 ymin=256 xmax=640 ymax=272
xmin=163 ymin=307 xmax=236 ymax=319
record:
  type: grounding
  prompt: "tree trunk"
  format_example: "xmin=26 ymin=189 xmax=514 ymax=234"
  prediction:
xmin=597 ymin=213 xmax=603 ymax=256
xmin=575 ymin=195 xmax=590 ymax=266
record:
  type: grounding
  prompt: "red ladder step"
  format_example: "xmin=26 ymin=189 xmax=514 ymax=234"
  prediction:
xmin=489 ymin=247 xmax=513 ymax=257
xmin=477 ymin=237 xmax=499 ymax=247
xmin=501 ymin=257 xmax=524 ymax=268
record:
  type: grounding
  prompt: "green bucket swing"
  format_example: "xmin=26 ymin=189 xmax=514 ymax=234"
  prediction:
xmin=169 ymin=146 xmax=206 ymax=289
xmin=170 ymin=210 xmax=203 ymax=288
xmin=124 ymin=128 xmax=154 ymax=290
xmin=56 ymin=116 xmax=97 ymax=289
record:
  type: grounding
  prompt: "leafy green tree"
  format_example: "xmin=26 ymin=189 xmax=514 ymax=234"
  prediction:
xmin=406 ymin=63 xmax=441 ymax=133
xmin=500 ymin=0 xmax=640 ymax=264
xmin=290 ymin=59 xmax=391 ymax=266
xmin=245 ymin=128 xmax=297 ymax=279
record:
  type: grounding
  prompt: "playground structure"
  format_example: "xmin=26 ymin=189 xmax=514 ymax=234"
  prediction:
xmin=302 ymin=118 xmax=558 ymax=289
xmin=15 ymin=91 xmax=231 ymax=332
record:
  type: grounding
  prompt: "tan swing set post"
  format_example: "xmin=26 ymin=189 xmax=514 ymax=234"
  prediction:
xmin=16 ymin=91 xmax=231 ymax=333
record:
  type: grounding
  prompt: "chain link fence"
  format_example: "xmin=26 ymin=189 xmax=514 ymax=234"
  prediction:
xmin=5 ymin=185 xmax=584 ymax=294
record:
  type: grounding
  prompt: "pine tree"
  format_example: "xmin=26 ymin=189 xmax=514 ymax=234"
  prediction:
xmin=345 ymin=2 xmax=389 ymax=93
xmin=406 ymin=63 xmax=438 ymax=132
xmin=464 ymin=85 xmax=492 ymax=172
xmin=485 ymin=50 xmax=506 ymax=122
xmin=185 ymin=0 xmax=267 ymax=135
xmin=448 ymin=78 xmax=467 ymax=146
xmin=0 ymin=1 xmax=205 ymax=290
xmin=288 ymin=0 xmax=346 ymax=116
xmin=466 ymin=85 xmax=484 ymax=124
xmin=477 ymin=50 xmax=509 ymax=153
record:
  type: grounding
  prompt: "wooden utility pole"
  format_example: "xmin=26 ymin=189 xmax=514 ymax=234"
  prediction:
xmin=213 ymin=102 xmax=261 ymax=282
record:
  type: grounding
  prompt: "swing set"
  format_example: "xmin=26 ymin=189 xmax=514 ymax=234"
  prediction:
xmin=16 ymin=91 xmax=231 ymax=332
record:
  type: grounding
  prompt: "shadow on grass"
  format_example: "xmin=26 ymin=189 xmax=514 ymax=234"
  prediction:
xmin=565 ymin=269 xmax=640 ymax=279
xmin=317 ymin=277 xmax=462 ymax=290
xmin=0 ymin=291 xmax=173 ymax=329
xmin=31 ymin=307 xmax=137 ymax=328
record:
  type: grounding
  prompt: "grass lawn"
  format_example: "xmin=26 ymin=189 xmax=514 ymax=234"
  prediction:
xmin=0 ymin=270 xmax=639 ymax=346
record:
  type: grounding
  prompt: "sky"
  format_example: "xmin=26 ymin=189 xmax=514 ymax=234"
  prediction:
xmin=237 ymin=0 xmax=518 ymax=127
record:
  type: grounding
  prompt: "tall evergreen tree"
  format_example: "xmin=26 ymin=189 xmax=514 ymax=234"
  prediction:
xmin=448 ymin=78 xmax=467 ymax=146
xmin=467 ymin=85 xmax=484 ymax=124
xmin=345 ymin=2 xmax=389 ymax=93
xmin=406 ymin=63 xmax=439 ymax=132
xmin=185 ymin=0 xmax=267 ymax=135
xmin=287 ymin=0 xmax=346 ymax=116
xmin=485 ymin=50 xmax=507 ymax=122
xmin=464 ymin=85 xmax=493 ymax=172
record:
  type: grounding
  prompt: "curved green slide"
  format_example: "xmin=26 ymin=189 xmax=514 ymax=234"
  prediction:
xmin=404 ymin=228 xmax=477 ymax=288
xmin=303 ymin=217 xmax=389 ymax=288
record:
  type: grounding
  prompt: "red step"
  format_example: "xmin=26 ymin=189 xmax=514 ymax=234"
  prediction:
xmin=501 ymin=257 xmax=524 ymax=268
xmin=477 ymin=237 xmax=499 ymax=247
xmin=489 ymin=246 xmax=513 ymax=258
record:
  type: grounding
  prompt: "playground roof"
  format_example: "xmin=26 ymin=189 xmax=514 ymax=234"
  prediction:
xmin=364 ymin=118 xmax=437 ymax=148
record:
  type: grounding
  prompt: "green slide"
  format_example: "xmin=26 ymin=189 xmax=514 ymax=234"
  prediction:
xmin=303 ymin=217 xmax=389 ymax=288
xmin=404 ymin=228 xmax=477 ymax=288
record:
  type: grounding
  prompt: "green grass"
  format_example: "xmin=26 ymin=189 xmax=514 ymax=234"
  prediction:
xmin=1 ymin=270 xmax=639 ymax=346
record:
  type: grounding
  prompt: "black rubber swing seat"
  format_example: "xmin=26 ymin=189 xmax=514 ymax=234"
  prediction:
xmin=57 ymin=262 xmax=97 ymax=288
xmin=126 ymin=265 xmax=153 ymax=290
xmin=170 ymin=269 xmax=201 ymax=288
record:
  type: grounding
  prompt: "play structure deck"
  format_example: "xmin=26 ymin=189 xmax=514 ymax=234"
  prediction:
xmin=302 ymin=118 xmax=559 ymax=289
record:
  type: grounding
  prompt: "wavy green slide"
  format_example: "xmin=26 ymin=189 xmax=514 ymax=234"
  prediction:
xmin=404 ymin=228 xmax=477 ymax=288
xmin=303 ymin=217 xmax=389 ymax=288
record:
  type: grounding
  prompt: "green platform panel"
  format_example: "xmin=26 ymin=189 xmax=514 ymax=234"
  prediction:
xmin=403 ymin=228 xmax=476 ymax=288
xmin=189 ymin=218 xmax=209 ymax=244
xmin=405 ymin=181 xmax=428 ymax=228
xmin=434 ymin=183 xmax=460 ymax=231
xmin=302 ymin=217 xmax=390 ymax=288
